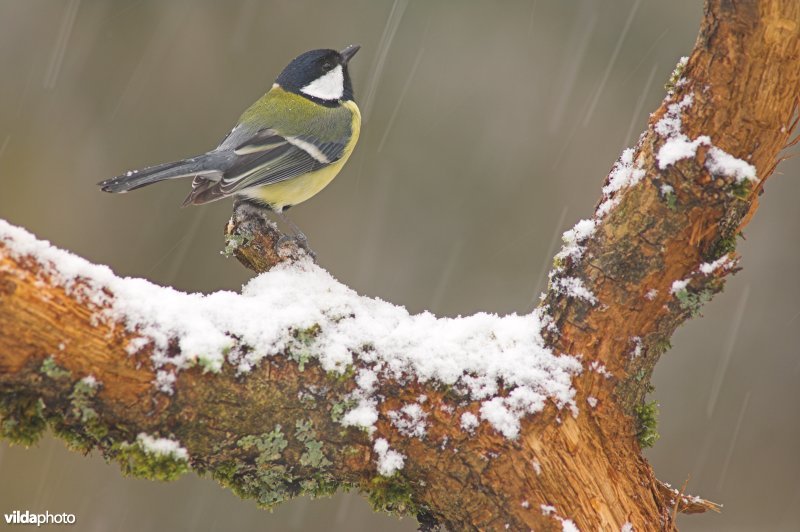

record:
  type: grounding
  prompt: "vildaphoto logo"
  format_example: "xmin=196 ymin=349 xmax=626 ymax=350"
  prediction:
xmin=4 ymin=510 xmax=76 ymax=526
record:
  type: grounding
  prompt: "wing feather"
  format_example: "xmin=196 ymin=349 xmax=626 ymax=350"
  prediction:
xmin=182 ymin=94 xmax=353 ymax=206
xmin=216 ymin=129 xmax=347 ymax=194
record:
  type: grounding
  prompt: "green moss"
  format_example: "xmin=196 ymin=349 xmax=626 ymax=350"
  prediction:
xmin=62 ymin=378 xmax=107 ymax=450
xmin=294 ymin=324 xmax=321 ymax=344
xmin=290 ymin=351 xmax=312 ymax=372
xmin=343 ymin=444 xmax=360 ymax=456
xmin=40 ymin=356 xmax=71 ymax=380
xmin=0 ymin=396 xmax=46 ymax=446
xmin=297 ymin=390 xmax=318 ymax=406
xmin=367 ymin=475 xmax=420 ymax=516
xmin=674 ymin=288 xmax=714 ymax=317
xmin=70 ymin=379 xmax=98 ymax=421
xmin=211 ymin=460 xmax=240 ymax=485
xmin=197 ymin=353 xmax=224 ymax=373
xmin=233 ymin=425 xmax=296 ymax=507
xmin=294 ymin=419 xmax=313 ymax=440
xmin=289 ymin=325 xmax=321 ymax=371
xmin=295 ymin=419 xmax=332 ymax=469
xmin=330 ymin=397 xmax=357 ymax=424
xmin=300 ymin=439 xmax=331 ymax=468
xmin=663 ymin=188 xmax=677 ymax=210
xmin=665 ymin=56 xmax=688 ymax=92
xmin=707 ymin=236 xmax=737 ymax=262
xmin=654 ymin=338 xmax=672 ymax=355
xmin=300 ymin=474 xmax=345 ymax=499
xmin=327 ymin=364 xmax=356 ymax=384
xmin=635 ymin=400 xmax=660 ymax=448
xmin=729 ymin=179 xmax=752 ymax=200
xmin=221 ymin=232 xmax=250 ymax=258
xmin=239 ymin=466 xmax=294 ymax=508
xmin=113 ymin=439 xmax=189 ymax=481
xmin=237 ymin=425 xmax=288 ymax=465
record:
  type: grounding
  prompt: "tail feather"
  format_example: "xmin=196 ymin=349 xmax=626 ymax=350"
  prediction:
xmin=98 ymin=155 xmax=221 ymax=193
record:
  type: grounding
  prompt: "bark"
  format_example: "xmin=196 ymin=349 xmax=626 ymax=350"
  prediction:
xmin=1 ymin=0 xmax=799 ymax=530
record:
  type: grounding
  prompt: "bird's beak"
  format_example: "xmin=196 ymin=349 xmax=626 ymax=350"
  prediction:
xmin=339 ymin=44 xmax=361 ymax=64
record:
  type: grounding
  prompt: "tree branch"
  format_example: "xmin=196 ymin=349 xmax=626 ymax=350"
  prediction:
xmin=1 ymin=0 xmax=799 ymax=530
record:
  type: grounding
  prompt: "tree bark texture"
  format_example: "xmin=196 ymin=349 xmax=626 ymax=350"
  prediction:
xmin=1 ymin=1 xmax=799 ymax=530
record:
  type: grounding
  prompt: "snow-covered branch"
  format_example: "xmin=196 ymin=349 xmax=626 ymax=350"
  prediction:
xmin=1 ymin=0 xmax=799 ymax=529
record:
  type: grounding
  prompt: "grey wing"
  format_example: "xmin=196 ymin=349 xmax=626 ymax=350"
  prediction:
xmin=184 ymin=128 xmax=346 ymax=205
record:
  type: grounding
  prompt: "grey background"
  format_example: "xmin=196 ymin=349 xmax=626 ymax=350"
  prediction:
xmin=0 ymin=1 xmax=798 ymax=530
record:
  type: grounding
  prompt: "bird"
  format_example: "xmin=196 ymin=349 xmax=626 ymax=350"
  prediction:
xmin=98 ymin=44 xmax=362 ymax=247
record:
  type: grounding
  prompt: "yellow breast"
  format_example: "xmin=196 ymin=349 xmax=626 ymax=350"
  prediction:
xmin=247 ymin=100 xmax=361 ymax=211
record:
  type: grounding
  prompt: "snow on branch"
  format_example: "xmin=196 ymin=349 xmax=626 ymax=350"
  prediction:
xmin=0 ymin=220 xmax=580 ymax=445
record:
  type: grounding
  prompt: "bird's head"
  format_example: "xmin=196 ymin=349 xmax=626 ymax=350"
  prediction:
xmin=276 ymin=45 xmax=360 ymax=104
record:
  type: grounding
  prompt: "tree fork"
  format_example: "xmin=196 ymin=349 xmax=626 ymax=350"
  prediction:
xmin=1 ymin=0 xmax=799 ymax=530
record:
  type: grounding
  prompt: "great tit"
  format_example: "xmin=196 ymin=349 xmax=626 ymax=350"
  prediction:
xmin=99 ymin=45 xmax=362 ymax=240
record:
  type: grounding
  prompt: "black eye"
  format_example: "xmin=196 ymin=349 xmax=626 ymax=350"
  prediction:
xmin=322 ymin=61 xmax=333 ymax=71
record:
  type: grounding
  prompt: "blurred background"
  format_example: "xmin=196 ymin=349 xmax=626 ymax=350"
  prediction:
xmin=1 ymin=1 xmax=798 ymax=530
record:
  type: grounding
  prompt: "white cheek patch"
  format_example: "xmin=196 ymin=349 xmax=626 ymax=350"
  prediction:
xmin=301 ymin=65 xmax=344 ymax=101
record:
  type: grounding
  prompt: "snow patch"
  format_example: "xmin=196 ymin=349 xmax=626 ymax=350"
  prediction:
xmin=556 ymin=219 xmax=597 ymax=262
xmin=341 ymin=399 xmax=379 ymax=433
xmin=699 ymin=255 xmax=733 ymax=275
xmin=460 ymin=412 xmax=479 ymax=433
xmin=373 ymin=438 xmax=405 ymax=476
xmin=670 ymin=279 xmax=690 ymax=294
xmin=136 ymin=433 xmax=188 ymax=461
xmin=706 ymin=147 xmax=757 ymax=183
xmin=655 ymin=94 xmax=757 ymax=183
xmin=631 ymin=336 xmax=643 ymax=358
xmin=0 ymin=221 xmax=582 ymax=443
xmin=80 ymin=375 xmax=98 ymax=388
xmin=553 ymin=277 xmax=598 ymax=305
xmin=658 ymin=135 xmax=710 ymax=169
xmin=596 ymin=149 xmax=646 ymax=218
xmin=155 ymin=370 xmax=176 ymax=394
xmin=589 ymin=361 xmax=612 ymax=379
xmin=540 ymin=504 xmax=580 ymax=531
xmin=388 ymin=403 xmax=428 ymax=439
